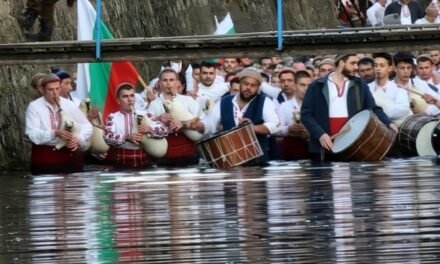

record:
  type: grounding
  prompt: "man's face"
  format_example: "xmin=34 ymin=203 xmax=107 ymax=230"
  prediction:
xmin=374 ymin=57 xmax=393 ymax=80
xmin=200 ymin=66 xmax=216 ymax=86
xmin=291 ymin=62 xmax=306 ymax=72
xmin=59 ymin=78 xmax=72 ymax=98
xmin=295 ymin=77 xmax=312 ymax=100
xmin=430 ymin=50 xmax=440 ymax=65
xmin=279 ymin=72 xmax=295 ymax=96
xmin=117 ymin=88 xmax=135 ymax=112
xmin=395 ymin=62 xmax=413 ymax=82
xmin=417 ymin=60 xmax=434 ymax=81
xmin=230 ymin=82 xmax=240 ymax=95
xmin=192 ymin=68 xmax=201 ymax=81
xmin=160 ymin=72 xmax=178 ymax=95
xmin=223 ymin=58 xmax=238 ymax=73
xmin=358 ymin=63 xmax=375 ymax=82
xmin=260 ymin=58 xmax=272 ymax=70
xmin=239 ymin=77 xmax=260 ymax=102
xmin=240 ymin=57 xmax=254 ymax=67
xmin=43 ymin=81 xmax=61 ymax=105
xmin=319 ymin=64 xmax=335 ymax=77
xmin=271 ymin=56 xmax=282 ymax=65
xmin=341 ymin=56 xmax=359 ymax=78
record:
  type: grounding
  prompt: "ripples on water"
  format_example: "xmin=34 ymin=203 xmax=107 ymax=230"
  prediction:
xmin=1 ymin=158 xmax=440 ymax=263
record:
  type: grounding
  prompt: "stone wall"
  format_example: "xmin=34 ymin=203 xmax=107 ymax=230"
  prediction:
xmin=0 ymin=0 xmax=338 ymax=171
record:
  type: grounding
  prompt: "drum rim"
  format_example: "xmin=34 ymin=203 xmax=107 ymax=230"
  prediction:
xmin=196 ymin=122 xmax=252 ymax=144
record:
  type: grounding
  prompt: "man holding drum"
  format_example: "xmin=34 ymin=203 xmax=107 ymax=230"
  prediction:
xmin=301 ymin=54 xmax=397 ymax=161
xmin=191 ymin=68 xmax=281 ymax=164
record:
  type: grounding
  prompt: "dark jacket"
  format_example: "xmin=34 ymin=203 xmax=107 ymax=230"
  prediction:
xmin=300 ymin=76 xmax=392 ymax=154
xmin=384 ymin=1 xmax=424 ymax=24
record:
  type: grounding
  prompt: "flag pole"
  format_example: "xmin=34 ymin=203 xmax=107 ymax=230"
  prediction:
xmin=95 ymin=0 xmax=102 ymax=60
xmin=277 ymin=0 xmax=283 ymax=51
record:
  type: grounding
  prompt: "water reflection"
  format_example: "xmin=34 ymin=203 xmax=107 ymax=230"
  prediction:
xmin=2 ymin=159 xmax=440 ymax=263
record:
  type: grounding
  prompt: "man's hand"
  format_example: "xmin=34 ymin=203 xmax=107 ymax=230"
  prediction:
xmin=158 ymin=113 xmax=173 ymax=125
xmin=87 ymin=108 xmax=100 ymax=121
xmin=422 ymin=93 xmax=438 ymax=105
xmin=127 ymin=132 xmax=143 ymax=144
xmin=389 ymin=123 xmax=399 ymax=134
xmin=186 ymin=90 xmax=198 ymax=99
xmin=319 ymin=133 xmax=333 ymax=151
xmin=169 ymin=120 xmax=183 ymax=132
xmin=56 ymin=129 xmax=73 ymax=142
xmin=66 ymin=136 xmax=80 ymax=151
xmin=137 ymin=124 xmax=151 ymax=134
xmin=145 ymin=89 xmax=156 ymax=102
xmin=238 ymin=118 xmax=252 ymax=125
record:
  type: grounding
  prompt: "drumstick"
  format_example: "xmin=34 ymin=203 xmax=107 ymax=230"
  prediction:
xmin=330 ymin=123 xmax=351 ymax=140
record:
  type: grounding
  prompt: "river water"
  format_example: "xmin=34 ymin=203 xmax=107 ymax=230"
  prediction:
xmin=1 ymin=158 xmax=440 ymax=263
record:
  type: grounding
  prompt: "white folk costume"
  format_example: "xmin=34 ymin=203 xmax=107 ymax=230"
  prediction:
xmin=328 ymin=73 xmax=350 ymax=136
xmin=147 ymin=93 xmax=204 ymax=166
xmin=104 ymin=110 xmax=168 ymax=168
xmin=392 ymin=78 xmax=440 ymax=116
xmin=196 ymin=81 xmax=229 ymax=114
xmin=276 ymin=97 xmax=309 ymax=160
xmin=368 ymin=80 xmax=412 ymax=126
xmin=25 ymin=97 xmax=93 ymax=174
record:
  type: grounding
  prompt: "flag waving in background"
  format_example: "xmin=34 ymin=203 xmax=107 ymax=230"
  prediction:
xmin=206 ymin=12 xmax=236 ymax=64
xmin=213 ymin=12 xmax=236 ymax=35
xmin=74 ymin=0 xmax=140 ymax=120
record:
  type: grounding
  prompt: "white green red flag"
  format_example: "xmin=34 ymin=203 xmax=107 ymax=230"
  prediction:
xmin=75 ymin=0 xmax=140 ymax=120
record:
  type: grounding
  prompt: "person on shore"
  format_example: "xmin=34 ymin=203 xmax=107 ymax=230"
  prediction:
xmin=25 ymin=73 xmax=92 ymax=174
xmin=318 ymin=58 xmax=336 ymax=78
xmin=358 ymin=57 xmax=375 ymax=83
xmin=384 ymin=0 xmax=424 ymax=25
xmin=52 ymin=69 xmax=81 ymax=106
xmin=147 ymin=68 xmax=204 ymax=166
xmin=301 ymin=54 xmax=397 ymax=161
xmin=19 ymin=0 xmax=75 ymax=41
xmin=190 ymin=68 xmax=281 ymax=164
xmin=104 ymin=83 xmax=167 ymax=168
xmin=274 ymin=68 xmax=296 ymax=108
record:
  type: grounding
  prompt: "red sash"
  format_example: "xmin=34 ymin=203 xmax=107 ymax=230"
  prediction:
xmin=329 ymin=117 xmax=349 ymax=136
xmin=106 ymin=147 xmax=151 ymax=168
xmin=31 ymin=145 xmax=84 ymax=174
xmin=276 ymin=137 xmax=310 ymax=160
xmin=164 ymin=133 xmax=197 ymax=159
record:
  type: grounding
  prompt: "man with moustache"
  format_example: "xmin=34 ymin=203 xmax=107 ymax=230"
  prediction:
xmin=190 ymin=68 xmax=281 ymax=163
xmin=222 ymin=58 xmax=240 ymax=74
xmin=301 ymin=54 xmax=397 ymax=161
xmin=274 ymin=68 xmax=296 ymax=108
xmin=25 ymin=73 xmax=92 ymax=174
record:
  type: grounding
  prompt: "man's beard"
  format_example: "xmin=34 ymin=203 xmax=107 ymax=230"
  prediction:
xmin=341 ymin=68 xmax=355 ymax=80
xmin=240 ymin=92 xmax=257 ymax=102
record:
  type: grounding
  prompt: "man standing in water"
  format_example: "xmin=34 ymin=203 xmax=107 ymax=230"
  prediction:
xmin=301 ymin=54 xmax=397 ymax=161
xmin=25 ymin=73 xmax=92 ymax=174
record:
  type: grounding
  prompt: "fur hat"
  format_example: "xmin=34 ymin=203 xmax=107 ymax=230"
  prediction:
xmin=237 ymin=68 xmax=263 ymax=84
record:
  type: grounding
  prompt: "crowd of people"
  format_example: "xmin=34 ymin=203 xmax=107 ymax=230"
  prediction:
xmin=24 ymin=50 xmax=440 ymax=174
xmin=337 ymin=0 xmax=440 ymax=27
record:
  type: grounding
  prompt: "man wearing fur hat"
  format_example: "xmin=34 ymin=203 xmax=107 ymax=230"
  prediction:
xmin=25 ymin=73 xmax=93 ymax=174
xmin=191 ymin=68 xmax=281 ymax=164
xmin=301 ymin=54 xmax=397 ymax=161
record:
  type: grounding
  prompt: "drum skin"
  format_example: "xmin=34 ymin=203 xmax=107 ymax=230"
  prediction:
xmin=333 ymin=110 xmax=396 ymax=161
xmin=398 ymin=114 xmax=438 ymax=156
xmin=197 ymin=123 xmax=263 ymax=169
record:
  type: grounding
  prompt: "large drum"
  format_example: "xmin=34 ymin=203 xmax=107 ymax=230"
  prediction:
xmin=332 ymin=110 xmax=396 ymax=161
xmin=197 ymin=123 xmax=263 ymax=169
xmin=432 ymin=123 xmax=440 ymax=155
xmin=398 ymin=114 xmax=439 ymax=156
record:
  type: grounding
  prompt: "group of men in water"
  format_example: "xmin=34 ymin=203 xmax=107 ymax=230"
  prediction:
xmin=25 ymin=51 xmax=440 ymax=174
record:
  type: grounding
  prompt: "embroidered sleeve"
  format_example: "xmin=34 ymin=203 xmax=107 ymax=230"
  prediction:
xmin=104 ymin=114 xmax=125 ymax=145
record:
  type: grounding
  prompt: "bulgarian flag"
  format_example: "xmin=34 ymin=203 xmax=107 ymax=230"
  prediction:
xmin=207 ymin=12 xmax=236 ymax=64
xmin=75 ymin=0 xmax=140 ymax=120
